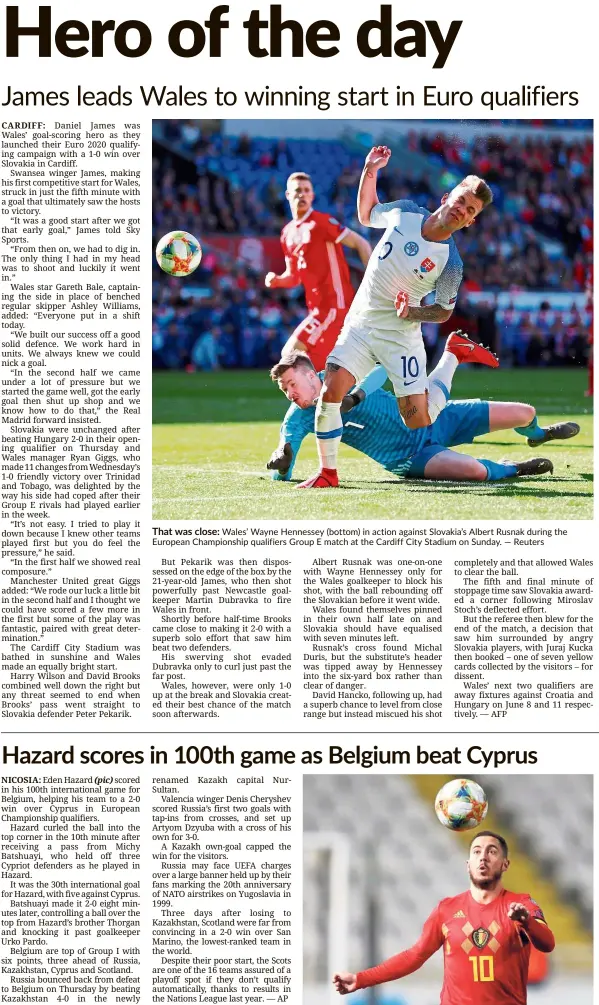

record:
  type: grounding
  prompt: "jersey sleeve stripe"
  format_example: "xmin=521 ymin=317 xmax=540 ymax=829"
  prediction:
xmin=335 ymin=228 xmax=349 ymax=244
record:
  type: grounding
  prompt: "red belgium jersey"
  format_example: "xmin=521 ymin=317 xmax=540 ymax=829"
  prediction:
xmin=356 ymin=889 xmax=554 ymax=1005
xmin=280 ymin=209 xmax=354 ymax=315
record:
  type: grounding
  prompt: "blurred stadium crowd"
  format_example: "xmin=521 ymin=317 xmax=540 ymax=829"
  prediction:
xmin=152 ymin=120 xmax=592 ymax=373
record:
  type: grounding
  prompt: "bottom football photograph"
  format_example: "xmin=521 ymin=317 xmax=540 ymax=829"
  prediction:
xmin=303 ymin=775 xmax=592 ymax=1005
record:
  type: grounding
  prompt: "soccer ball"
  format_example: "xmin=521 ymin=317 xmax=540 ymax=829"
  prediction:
xmin=434 ymin=778 xmax=488 ymax=831
xmin=155 ymin=231 xmax=202 ymax=276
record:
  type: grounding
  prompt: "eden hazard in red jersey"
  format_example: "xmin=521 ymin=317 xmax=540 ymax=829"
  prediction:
xmin=355 ymin=888 xmax=551 ymax=1005
xmin=265 ymin=172 xmax=371 ymax=371
xmin=333 ymin=832 xmax=555 ymax=1005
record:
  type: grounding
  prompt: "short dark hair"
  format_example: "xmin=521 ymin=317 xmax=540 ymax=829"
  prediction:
xmin=459 ymin=174 xmax=493 ymax=209
xmin=270 ymin=351 xmax=315 ymax=382
xmin=470 ymin=830 xmax=509 ymax=858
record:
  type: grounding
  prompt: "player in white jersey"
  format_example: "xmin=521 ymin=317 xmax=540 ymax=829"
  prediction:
xmin=298 ymin=145 xmax=498 ymax=489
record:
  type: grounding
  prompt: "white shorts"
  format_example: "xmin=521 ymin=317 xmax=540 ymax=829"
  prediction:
xmin=327 ymin=321 xmax=428 ymax=397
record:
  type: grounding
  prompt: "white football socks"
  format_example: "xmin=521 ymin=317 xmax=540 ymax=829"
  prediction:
xmin=427 ymin=351 xmax=459 ymax=423
xmin=315 ymin=400 xmax=343 ymax=470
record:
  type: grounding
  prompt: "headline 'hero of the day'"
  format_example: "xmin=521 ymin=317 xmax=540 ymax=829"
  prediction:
xmin=7 ymin=5 xmax=461 ymax=68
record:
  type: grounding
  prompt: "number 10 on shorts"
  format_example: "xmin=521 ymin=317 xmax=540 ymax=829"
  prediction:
xmin=401 ymin=355 xmax=420 ymax=379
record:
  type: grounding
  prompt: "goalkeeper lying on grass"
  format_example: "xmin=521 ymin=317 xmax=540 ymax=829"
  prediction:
xmin=268 ymin=346 xmax=579 ymax=484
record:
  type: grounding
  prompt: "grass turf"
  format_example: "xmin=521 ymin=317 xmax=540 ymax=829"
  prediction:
xmin=153 ymin=367 xmax=593 ymax=520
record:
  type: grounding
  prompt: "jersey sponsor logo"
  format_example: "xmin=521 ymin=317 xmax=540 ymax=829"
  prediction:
xmin=404 ymin=241 xmax=419 ymax=256
xmin=453 ymin=910 xmax=466 ymax=918
xmin=420 ymin=257 xmax=435 ymax=273
xmin=472 ymin=927 xmax=491 ymax=949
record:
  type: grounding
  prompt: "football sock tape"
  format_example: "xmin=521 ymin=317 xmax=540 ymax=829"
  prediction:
xmin=316 ymin=400 xmax=343 ymax=469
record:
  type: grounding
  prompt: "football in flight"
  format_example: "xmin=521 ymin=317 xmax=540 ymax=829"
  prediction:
xmin=156 ymin=230 xmax=203 ymax=276
xmin=434 ymin=778 xmax=488 ymax=831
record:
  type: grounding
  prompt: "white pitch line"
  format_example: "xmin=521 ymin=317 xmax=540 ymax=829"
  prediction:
xmin=153 ymin=468 xmax=269 ymax=478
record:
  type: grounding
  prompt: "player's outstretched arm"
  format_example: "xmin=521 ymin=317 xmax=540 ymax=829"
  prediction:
xmin=340 ymin=229 xmax=372 ymax=267
xmin=357 ymin=146 xmax=391 ymax=226
xmin=332 ymin=973 xmax=358 ymax=995
xmin=265 ymin=256 xmax=301 ymax=289
xmin=336 ymin=908 xmax=443 ymax=993
xmin=267 ymin=442 xmax=294 ymax=480
xmin=354 ymin=365 xmax=388 ymax=398
xmin=340 ymin=364 xmax=389 ymax=411
xmin=269 ymin=402 xmax=315 ymax=481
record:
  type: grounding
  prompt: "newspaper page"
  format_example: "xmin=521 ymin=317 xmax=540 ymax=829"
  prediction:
xmin=0 ymin=5 xmax=596 ymax=1005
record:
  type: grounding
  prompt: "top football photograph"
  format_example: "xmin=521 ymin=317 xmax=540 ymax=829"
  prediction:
xmin=151 ymin=119 xmax=593 ymax=520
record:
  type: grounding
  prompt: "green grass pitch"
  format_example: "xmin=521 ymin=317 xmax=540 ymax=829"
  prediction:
xmin=153 ymin=367 xmax=593 ymax=520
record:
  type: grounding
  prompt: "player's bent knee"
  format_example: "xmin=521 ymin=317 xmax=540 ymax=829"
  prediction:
xmin=502 ymin=401 xmax=536 ymax=427
xmin=457 ymin=458 xmax=488 ymax=481
xmin=471 ymin=464 xmax=488 ymax=482
xmin=520 ymin=403 xmax=536 ymax=425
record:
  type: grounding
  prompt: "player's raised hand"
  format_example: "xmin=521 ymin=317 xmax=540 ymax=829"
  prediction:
xmin=364 ymin=145 xmax=391 ymax=171
xmin=395 ymin=290 xmax=410 ymax=319
xmin=508 ymin=903 xmax=530 ymax=924
xmin=333 ymin=973 xmax=358 ymax=995
xmin=265 ymin=271 xmax=279 ymax=289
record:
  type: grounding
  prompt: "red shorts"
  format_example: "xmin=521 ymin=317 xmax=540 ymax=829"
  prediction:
xmin=294 ymin=306 xmax=349 ymax=373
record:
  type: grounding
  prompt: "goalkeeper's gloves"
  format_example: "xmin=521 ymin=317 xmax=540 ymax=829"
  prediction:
xmin=266 ymin=442 xmax=293 ymax=477
xmin=340 ymin=388 xmax=366 ymax=414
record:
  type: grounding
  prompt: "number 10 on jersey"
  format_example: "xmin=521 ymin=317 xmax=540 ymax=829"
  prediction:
xmin=470 ymin=956 xmax=495 ymax=982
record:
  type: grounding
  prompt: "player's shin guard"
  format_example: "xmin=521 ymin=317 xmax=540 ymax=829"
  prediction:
xmin=479 ymin=458 xmax=518 ymax=481
xmin=427 ymin=352 xmax=459 ymax=423
xmin=315 ymin=400 xmax=343 ymax=470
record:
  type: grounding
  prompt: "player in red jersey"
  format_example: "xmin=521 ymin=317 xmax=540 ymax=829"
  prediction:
xmin=265 ymin=172 xmax=372 ymax=371
xmin=333 ymin=831 xmax=555 ymax=1005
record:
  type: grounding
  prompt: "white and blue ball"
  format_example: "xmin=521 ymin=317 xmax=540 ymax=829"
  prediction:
xmin=435 ymin=778 xmax=488 ymax=831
